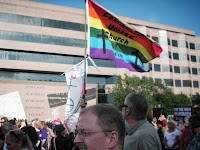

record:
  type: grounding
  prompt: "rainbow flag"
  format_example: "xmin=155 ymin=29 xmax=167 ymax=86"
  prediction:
xmin=87 ymin=0 xmax=163 ymax=72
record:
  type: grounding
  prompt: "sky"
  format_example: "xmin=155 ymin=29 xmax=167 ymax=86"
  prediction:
xmin=30 ymin=0 xmax=200 ymax=36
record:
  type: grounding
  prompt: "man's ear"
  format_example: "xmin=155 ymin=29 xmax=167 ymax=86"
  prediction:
xmin=125 ymin=107 xmax=131 ymax=116
xmin=108 ymin=131 xmax=119 ymax=149
xmin=18 ymin=141 xmax=22 ymax=148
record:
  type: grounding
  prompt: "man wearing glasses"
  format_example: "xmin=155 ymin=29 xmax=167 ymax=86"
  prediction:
xmin=74 ymin=104 xmax=125 ymax=150
xmin=122 ymin=93 xmax=161 ymax=150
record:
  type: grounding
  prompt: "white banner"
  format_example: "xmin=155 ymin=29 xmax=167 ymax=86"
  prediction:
xmin=0 ymin=91 xmax=26 ymax=120
xmin=64 ymin=59 xmax=87 ymax=123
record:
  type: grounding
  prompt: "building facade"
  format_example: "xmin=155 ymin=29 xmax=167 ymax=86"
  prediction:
xmin=0 ymin=0 xmax=199 ymax=121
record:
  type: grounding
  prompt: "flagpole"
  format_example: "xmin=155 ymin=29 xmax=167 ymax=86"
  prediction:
xmin=83 ymin=0 xmax=87 ymax=101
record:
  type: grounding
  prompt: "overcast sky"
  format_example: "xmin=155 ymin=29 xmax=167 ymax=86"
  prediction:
xmin=30 ymin=0 xmax=200 ymax=36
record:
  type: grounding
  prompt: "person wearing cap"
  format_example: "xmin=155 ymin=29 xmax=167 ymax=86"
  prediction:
xmin=163 ymin=120 xmax=180 ymax=150
xmin=186 ymin=114 xmax=200 ymax=150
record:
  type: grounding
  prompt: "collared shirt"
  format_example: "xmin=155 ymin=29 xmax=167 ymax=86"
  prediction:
xmin=124 ymin=120 xmax=161 ymax=150
xmin=187 ymin=133 xmax=200 ymax=150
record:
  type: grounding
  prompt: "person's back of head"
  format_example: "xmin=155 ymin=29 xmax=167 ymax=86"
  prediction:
xmin=8 ymin=119 xmax=16 ymax=126
xmin=53 ymin=124 xmax=66 ymax=137
xmin=189 ymin=114 xmax=200 ymax=129
xmin=35 ymin=121 xmax=42 ymax=129
xmin=125 ymin=93 xmax=149 ymax=121
xmin=80 ymin=103 xmax=125 ymax=150
xmin=1 ymin=117 xmax=8 ymax=122
xmin=21 ymin=126 xmax=39 ymax=146
xmin=2 ymin=122 xmax=13 ymax=135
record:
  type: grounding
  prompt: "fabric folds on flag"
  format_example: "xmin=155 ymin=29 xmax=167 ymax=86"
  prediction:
xmin=64 ymin=59 xmax=87 ymax=123
xmin=87 ymin=0 xmax=163 ymax=72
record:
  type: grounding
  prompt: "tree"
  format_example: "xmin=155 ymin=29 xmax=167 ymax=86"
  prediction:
xmin=107 ymin=74 xmax=190 ymax=115
xmin=192 ymin=93 xmax=200 ymax=105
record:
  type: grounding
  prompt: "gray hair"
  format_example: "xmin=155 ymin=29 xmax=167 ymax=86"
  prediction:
xmin=125 ymin=93 xmax=149 ymax=121
xmin=167 ymin=120 xmax=176 ymax=127
xmin=80 ymin=104 xmax=125 ymax=150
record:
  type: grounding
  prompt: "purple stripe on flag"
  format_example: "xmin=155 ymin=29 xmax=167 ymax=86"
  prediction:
xmin=90 ymin=47 xmax=148 ymax=72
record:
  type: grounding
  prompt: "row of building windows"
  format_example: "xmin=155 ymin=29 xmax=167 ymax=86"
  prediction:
xmin=1 ymin=12 xmax=200 ymax=51
xmin=1 ymin=49 xmax=200 ymax=75
xmin=160 ymin=51 xmax=200 ymax=62
xmin=0 ymin=70 xmax=198 ymax=88
xmin=2 ymin=29 xmax=199 ymax=61
xmin=0 ymin=70 xmax=117 ymax=85
xmin=0 ymin=12 xmax=85 ymax=32
xmin=155 ymin=78 xmax=199 ymax=88
xmin=0 ymin=49 xmax=117 ymax=68
xmin=150 ymin=63 xmax=200 ymax=75
xmin=0 ymin=30 xmax=85 ymax=47
xmin=151 ymin=36 xmax=200 ymax=50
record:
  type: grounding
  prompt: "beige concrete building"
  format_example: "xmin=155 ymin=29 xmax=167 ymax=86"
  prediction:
xmin=0 ymin=0 xmax=199 ymax=121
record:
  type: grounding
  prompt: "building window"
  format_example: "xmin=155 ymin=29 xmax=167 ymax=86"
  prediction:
xmin=164 ymin=79 xmax=173 ymax=86
xmin=180 ymin=53 xmax=189 ymax=61
xmin=172 ymin=40 xmax=178 ymax=47
xmin=168 ymin=38 xmax=170 ymax=45
xmin=0 ymin=30 xmax=85 ymax=48
xmin=183 ymin=80 xmax=192 ymax=87
xmin=174 ymin=66 xmax=180 ymax=73
xmin=0 ymin=71 xmax=115 ymax=84
xmin=193 ymin=81 xmax=199 ymax=88
xmin=154 ymin=64 xmax=161 ymax=72
xmin=186 ymin=41 xmax=188 ymax=48
xmin=179 ymin=41 xmax=186 ymax=47
xmin=0 ymin=49 xmax=117 ymax=68
xmin=163 ymin=65 xmax=172 ymax=72
xmin=149 ymin=63 xmax=152 ymax=71
xmin=196 ymin=43 xmax=200 ymax=50
xmin=168 ymin=52 xmax=171 ymax=59
xmin=190 ymin=43 xmax=195 ymax=50
xmin=143 ymin=63 xmax=152 ymax=71
xmin=191 ymin=55 xmax=196 ymax=62
xmin=0 ymin=12 xmax=85 ymax=32
xmin=155 ymin=78 xmax=161 ymax=83
xmin=192 ymin=68 xmax=198 ymax=75
xmin=175 ymin=80 xmax=181 ymax=87
xmin=182 ymin=67 xmax=190 ymax=74
xmin=152 ymin=36 xmax=159 ymax=43
xmin=173 ymin=53 xmax=179 ymax=60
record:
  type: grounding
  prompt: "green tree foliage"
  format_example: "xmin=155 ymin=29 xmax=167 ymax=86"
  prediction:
xmin=192 ymin=93 xmax=200 ymax=105
xmin=107 ymin=74 xmax=190 ymax=115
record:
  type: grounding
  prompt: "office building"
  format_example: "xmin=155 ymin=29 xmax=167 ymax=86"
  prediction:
xmin=0 ymin=0 xmax=199 ymax=120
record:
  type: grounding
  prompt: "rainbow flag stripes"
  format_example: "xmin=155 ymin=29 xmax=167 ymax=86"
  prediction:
xmin=87 ymin=0 xmax=163 ymax=72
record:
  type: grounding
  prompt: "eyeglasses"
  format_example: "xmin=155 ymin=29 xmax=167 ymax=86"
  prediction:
xmin=1 ymin=122 xmax=5 ymax=124
xmin=76 ymin=130 xmax=112 ymax=139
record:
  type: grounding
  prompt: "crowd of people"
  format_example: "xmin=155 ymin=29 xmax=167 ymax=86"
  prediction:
xmin=0 ymin=93 xmax=200 ymax=150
